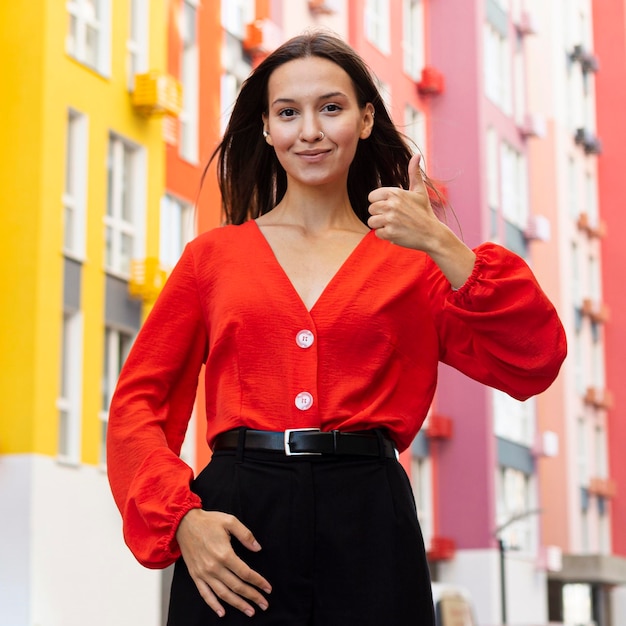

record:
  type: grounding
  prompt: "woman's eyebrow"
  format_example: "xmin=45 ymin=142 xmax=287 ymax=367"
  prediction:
xmin=270 ymin=92 xmax=348 ymax=107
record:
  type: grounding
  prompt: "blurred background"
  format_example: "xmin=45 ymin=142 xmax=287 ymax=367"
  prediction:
xmin=1 ymin=0 xmax=625 ymax=624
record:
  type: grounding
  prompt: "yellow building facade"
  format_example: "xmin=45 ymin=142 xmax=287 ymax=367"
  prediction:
xmin=0 ymin=2 xmax=175 ymax=623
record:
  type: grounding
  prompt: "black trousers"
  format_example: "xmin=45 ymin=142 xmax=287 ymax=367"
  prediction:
xmin=167 ymin=443 xmax=435 ymax=625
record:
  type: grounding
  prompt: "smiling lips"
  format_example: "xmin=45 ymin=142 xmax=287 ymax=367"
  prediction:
xmin=296 ymin=149 xmax=330 ymax=160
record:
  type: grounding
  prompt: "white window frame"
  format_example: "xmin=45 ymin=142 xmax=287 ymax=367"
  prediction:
xmin=57 ymin=310 xmax=83 ymax=464
xmin=105 ymin=134 xmax=146 ymax=277
xmin=577 ymin=417 xmax=589 ymax=487
xmin=500 ymin=142 xmax=528 ymax=228
xmin=513 ymin=37 xmax=525 ymax=127
xmin=365 ymin=0 xmax=391 ymax=55
xmin=66 ymin=0 xmax=111 ymax=75
xmin=63 ymin=109 xmax=88 ymax=260
xmin=180 ymin=0 xmax=200 ymax=163
xmin=221 ymin=0 xmax=254 ymax=39
xmin=411 ymin=456 xmax=433 ymax=549
xmin=220 ymin=72 xmax=241 ymax=135
xmin=404 ymin=105 xmax=426 ymax=162
xmin=99 ymin=326 xmax=135 ymax=466
xmin=484 ymin=22 xmax=513 ymax=115
xmin=496 ymin=467 xmax=536 ymax=555
xmin=160 ymin=194 xmax=196 ymax=270
xmin=493 ymin=388 xmax=535 ymax=446
xmin=127 ymin=0 xmax=149 ymax=91
xmin=402 ymin=0 xmax=424 ymax=80
xmin=486 ymin=127 xmax=499 ymax=210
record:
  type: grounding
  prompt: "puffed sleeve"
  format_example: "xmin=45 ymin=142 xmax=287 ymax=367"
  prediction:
xmin=107 ymin=242 xmax=208 ymax=568
xmin=430 ymin=242 xmax=566 ymax=399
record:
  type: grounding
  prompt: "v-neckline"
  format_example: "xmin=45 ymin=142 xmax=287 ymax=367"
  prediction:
xmin=249 ymin=219 xmax=374 ymax=315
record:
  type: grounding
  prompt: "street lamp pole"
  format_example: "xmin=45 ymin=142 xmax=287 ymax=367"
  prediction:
xmin=494 ymin=508 xmax=543 ymax=625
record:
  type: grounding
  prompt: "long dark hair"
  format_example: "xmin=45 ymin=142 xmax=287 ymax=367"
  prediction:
xmin=206 ymin=31 xmax=441 ymax=225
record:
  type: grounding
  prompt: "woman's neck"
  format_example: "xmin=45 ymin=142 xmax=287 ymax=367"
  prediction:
xmin=259 ymin=184 xmax=366 ymax=235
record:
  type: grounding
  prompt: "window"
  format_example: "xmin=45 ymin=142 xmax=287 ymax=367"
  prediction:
xmin=496 ymin=467 xmax=535 ymax=553
xmin=221 ymin=0 xmax=254 ymax=39
xmin=411 ymin=456 xmax=433 ymax=548
xmin=180 ymin=0 xmax=199 ymax=163
xmin=573 ymin=329 xmax=585 ymax=395
xmin=500 ymin=143 xmax=528 ymax=228
xmin=365 ymin=0 xmax=391 ymax=55
xmin=484 ymin=23 xmax=512 ymax=114
xmin=568 ymin=157 xmax=579 ymax=219
xmin=513 ymin=35 xmax=525 ymax=127
xmin=220 ymin=72 xmax=241 ymax=135
xmin=577 ymin=417 xmax=588 ymax=487
xmin=402 ymin=0 xmax=424 ymax=80
xmin=486 ymin=127 xmax=499 ymax=210
xmin=563 ymin=584 xmax=593 ymax=624
xmin=585 ymin=173 xmax=598 ymax=226
xmin=57 ymin=310 xmax=83 ymax=463
xmin=63 ymin=110 xmax=88 ymax=259
xmin=105 ymin=134 xmax=145 ymax=276
xmin=66 ymin=0 xmax=110 ymax=74
xmin=376 ymin=78 xmax=393 ymax=117
xmin=100 ymin=327 xmax=134 ymax=465
xmin=160 ymin=195 xmax=195 ymax=270
xmin=127 ymin=0 xmax=148 ymax=90
xmin=493 ymin=388 xmax=534 ymax=446
xmin=404 ymin=105 xmax=426 ymax=159
xmin=594 ymin=426 xmax=608 ymax=479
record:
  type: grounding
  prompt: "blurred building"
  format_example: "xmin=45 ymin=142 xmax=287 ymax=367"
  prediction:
xmin=593 ymin=0 xmax=626 ymax=620
xmin=524 ymin=1 xmax=626 ymax=624
xmin=0 ymin=1 xmax=180 ymax=623
xmin=2 ymin=1 xmax=626 ymax=625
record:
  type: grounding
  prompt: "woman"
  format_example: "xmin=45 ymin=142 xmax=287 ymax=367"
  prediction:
xmin=107 ymin=32 xmax=566 ymax=625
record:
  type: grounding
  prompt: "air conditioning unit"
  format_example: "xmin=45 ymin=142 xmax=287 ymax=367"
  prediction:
xmin=129 ymin=258 xmax=168 ymax=302
xmin=570 ymin=44 xmax=600 ymax=73
xmin=425 ymin=414 xmax=453 ymax=440
xmin=537 ymin=545 xmax=563 ymax=572
xmin=519 ymin=113 xmax=546 ymax=139
xmin=308 ymin=0 xmax=339 ymax=14
xmin=524 ymin=214 xmax=551 ymax=242
xmin=533 ymin=431 xmax=559 ymax=458
xmin=427 ymin=536 xmax=456 ymax=561
xmin=574 ymin=128 xmax=603 ymax=155
xmin=417 ymin=66 xmax=445 ymax=95
xmin=515 ymin=10 xmax=538 ymax=36
xmin=243 ymin=19 xmax=283 ymax=58
xmin=588 ymin=477 xmax=617 ymax=498
xmin=581 ymin=298 xmax=610 ymax=324
xmin=132 ymin=72 xmax=183 ymax=118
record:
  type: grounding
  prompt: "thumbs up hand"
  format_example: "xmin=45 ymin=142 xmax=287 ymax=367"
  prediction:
xmin=367 ymin=153 xmax=476 ymax=289
xmin=367 ymin=154 xmax=440 ymax=252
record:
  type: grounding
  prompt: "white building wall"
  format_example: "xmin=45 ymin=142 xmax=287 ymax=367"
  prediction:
xmin=282 ymin=0 xmax=348 ymax=39
xmin=438 ymin=549 xmax=548 ymax=625
xmin=612 ymin=585 xmax=626 ymax=626
xmin=438 ymin=550 xmax=501 ymax=625
xmin=0 ymin=455 xmax=162 ymax=626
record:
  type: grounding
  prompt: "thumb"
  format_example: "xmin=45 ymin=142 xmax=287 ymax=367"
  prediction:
xmin=408 ymin=153 xmax=426 ymax=193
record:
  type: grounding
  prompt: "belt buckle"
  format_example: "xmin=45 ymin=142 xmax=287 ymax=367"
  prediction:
xmin=284 ymin=428 xmax=322 ymax=456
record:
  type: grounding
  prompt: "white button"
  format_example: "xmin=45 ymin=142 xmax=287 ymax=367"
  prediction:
xmin=296 ymin=330 xmax=314 ymax=349
xmin=295 ymin=392 xmax=314 ymax=410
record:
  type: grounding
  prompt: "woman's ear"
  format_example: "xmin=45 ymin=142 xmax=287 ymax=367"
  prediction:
xmin=360 ymin=103 xmax=375 ymax=139
xmin=261 ymin=114 xmax=272 ymax=145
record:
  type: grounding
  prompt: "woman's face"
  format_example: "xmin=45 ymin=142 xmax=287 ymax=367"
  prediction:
xmin=262 ymin=56 xmax=374 ymax=190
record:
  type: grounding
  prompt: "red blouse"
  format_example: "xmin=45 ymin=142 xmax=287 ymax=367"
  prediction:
xmin=107 ymin=220 xmax=566 ymax=568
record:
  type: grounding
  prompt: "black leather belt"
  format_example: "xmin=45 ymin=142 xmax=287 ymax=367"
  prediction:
xmin=213 ymin=428 xmax=398 ymax=458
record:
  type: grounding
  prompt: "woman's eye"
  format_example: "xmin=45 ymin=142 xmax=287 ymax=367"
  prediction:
xmin=324 ymin=104 xmax=341 ymax=113
xmin=279 ymin=108 xmax=297 ymax=118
